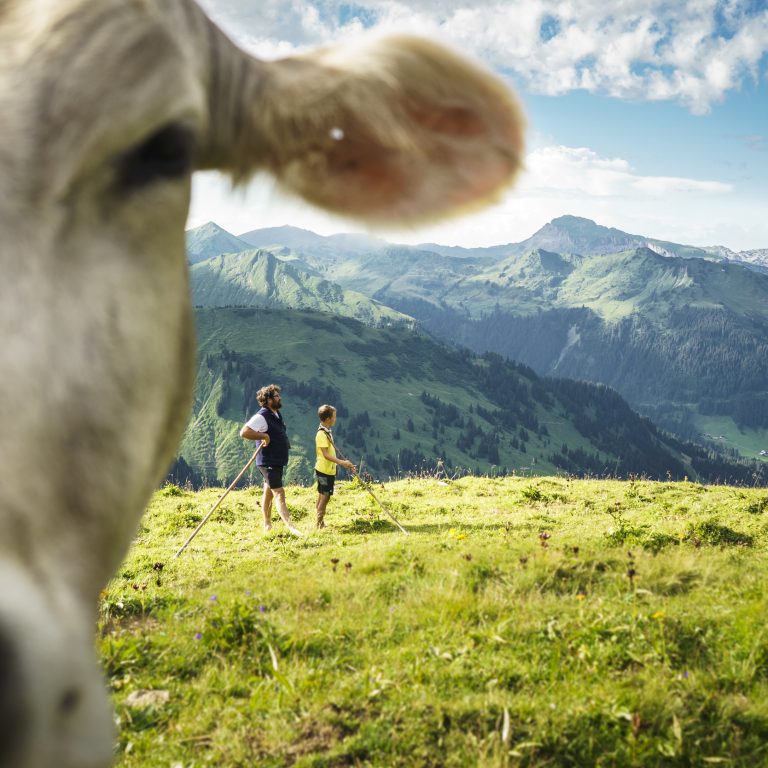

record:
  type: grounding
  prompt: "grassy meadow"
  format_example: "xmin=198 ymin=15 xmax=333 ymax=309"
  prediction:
xmin=100 ymin=476 xmax=768 ymax=767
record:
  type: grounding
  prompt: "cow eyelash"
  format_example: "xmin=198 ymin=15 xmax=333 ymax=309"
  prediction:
xmin=116 ymin=123 xmax=196 ymax=191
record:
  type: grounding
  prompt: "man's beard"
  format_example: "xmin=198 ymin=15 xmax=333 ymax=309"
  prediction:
xmin=274 ymin=401 xmax=282 ymax=410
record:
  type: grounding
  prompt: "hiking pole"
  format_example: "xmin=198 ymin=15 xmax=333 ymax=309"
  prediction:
xmin=354 ymin=470 xmax=410 ymax=535
xmin=323 ymin=434 xmax=410 ymax=536
xmin=173 ymin=442 xmax=264 ymax=558
xmin=343 ymin=456 xmax=409 ymax=536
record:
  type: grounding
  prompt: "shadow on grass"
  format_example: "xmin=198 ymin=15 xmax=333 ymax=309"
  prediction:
xmin=335 ymin=518 xmax=510 ymax=536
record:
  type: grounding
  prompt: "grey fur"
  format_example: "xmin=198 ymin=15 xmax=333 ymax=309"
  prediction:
xmin=0 ymin=2 xmax=524 ymax=765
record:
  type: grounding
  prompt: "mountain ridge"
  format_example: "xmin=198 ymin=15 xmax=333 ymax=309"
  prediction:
xmin=187 ymin=216 xmax=767 ymax=269
xmin=186 ymin=221 xmax=252 ymax=265
xmin=185 ymin=217 xmax=768 ymax=461
xmin=190 ymin=248 xmax=415 ymax=328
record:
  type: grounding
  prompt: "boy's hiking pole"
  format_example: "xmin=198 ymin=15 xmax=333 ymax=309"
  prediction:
xmin=354 ymin=469 xmax=410 ymax=535
xmin=335 ymin=445 xmax=409 ymax=536
xmin=173 ymin=441 xmax=264 ymax=558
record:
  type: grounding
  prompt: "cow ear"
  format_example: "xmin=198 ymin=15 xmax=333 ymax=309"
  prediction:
xmin=250 ymin=36 xmax=525 ymax=226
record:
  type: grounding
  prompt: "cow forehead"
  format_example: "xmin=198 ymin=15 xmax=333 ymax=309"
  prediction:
xmin=1 ymin=0 xmax=207 ymax=201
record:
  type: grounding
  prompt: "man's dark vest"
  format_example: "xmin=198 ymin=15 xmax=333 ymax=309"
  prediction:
xmin=257 ymin=407 xmax=289 ymax=466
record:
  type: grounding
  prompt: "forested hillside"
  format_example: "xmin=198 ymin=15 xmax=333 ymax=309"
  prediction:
xmin=167 ymin=308 xmax=761 ymax=488
xmin=217 ymin=218 xmax=768 ymax=459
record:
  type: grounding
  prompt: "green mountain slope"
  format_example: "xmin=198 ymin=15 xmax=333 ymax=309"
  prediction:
xmin=263 ymin=231 xmax=768 ymax=459
xmin=328 ymin=246 xmax=494 ymax=304
xmin=397 ymin=248 xmax=768 ymax=449
xmin=185 ymin=218 xmax=768 ymax=460
xmin=320 ymin=244 xmax=767 ymax=325
xmin=169 ymin=308 xmax=760 ymax=488
xmin=190 ymin=249 xmax=414 ymax=329
xmin=273 ymin=241 xmax=768 ymax=431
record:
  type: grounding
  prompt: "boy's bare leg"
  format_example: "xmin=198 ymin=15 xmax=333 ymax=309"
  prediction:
xmin=261 ymin=483 xmax=273 ymax=531
xmin=273 ymin=488 xmax=302 ymax=535
xmin=316 ymin=493 xmax=330 ymax=529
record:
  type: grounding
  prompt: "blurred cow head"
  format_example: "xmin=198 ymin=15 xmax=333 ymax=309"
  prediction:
xmin=0 ymin=0 xmax=524 ymax=765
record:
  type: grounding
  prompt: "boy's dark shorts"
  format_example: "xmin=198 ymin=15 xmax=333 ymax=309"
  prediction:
xmin=258 ymin=465 xmax=284 ymax=490
xmin=316 ymin=470 xmax=335 ymax=496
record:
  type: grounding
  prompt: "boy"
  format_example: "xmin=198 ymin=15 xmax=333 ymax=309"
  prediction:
xmin=315 ymin=404 xmax=356 ymax=529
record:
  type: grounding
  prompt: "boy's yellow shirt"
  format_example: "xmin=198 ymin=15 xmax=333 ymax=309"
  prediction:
xmin=315 ymin=427 xmax=336 ymax=475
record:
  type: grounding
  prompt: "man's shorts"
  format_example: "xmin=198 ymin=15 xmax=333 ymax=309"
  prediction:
xmin=316 ymin=470 xmax=335 ymax=496
xmin=258 ymin=465 xmax=284 ymax=490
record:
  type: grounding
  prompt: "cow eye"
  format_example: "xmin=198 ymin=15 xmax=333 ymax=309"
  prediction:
xmin=116 ymin=124 xmax=195 ymax=191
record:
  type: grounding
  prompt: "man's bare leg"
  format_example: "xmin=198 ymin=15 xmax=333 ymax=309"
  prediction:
xmin=262 ymin=483 xmax=273 ymax=531
xmin=272 ymin=488 xmax=302 ymax=535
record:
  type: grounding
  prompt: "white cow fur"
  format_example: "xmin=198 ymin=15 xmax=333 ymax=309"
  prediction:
xmin=0 ymin=0 xmax=524 ymax=765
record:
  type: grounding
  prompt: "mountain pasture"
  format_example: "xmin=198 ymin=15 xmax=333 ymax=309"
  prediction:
xmin=103 ymin=476 xmax=768 ymax=766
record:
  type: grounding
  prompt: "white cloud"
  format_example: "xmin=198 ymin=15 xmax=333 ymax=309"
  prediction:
xmin=197 ymin=0 xmax=768 ymax=113
xmin=523 ymin=145 xmax=732 ymax=197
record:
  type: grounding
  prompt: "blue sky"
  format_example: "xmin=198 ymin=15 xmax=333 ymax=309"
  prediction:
xmin=189 ymin=0 xmax=768 ymax=251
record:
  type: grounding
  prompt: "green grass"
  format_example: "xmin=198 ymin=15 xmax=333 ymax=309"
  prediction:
xmin=101 ymin=476 xmax=768 ymax=767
